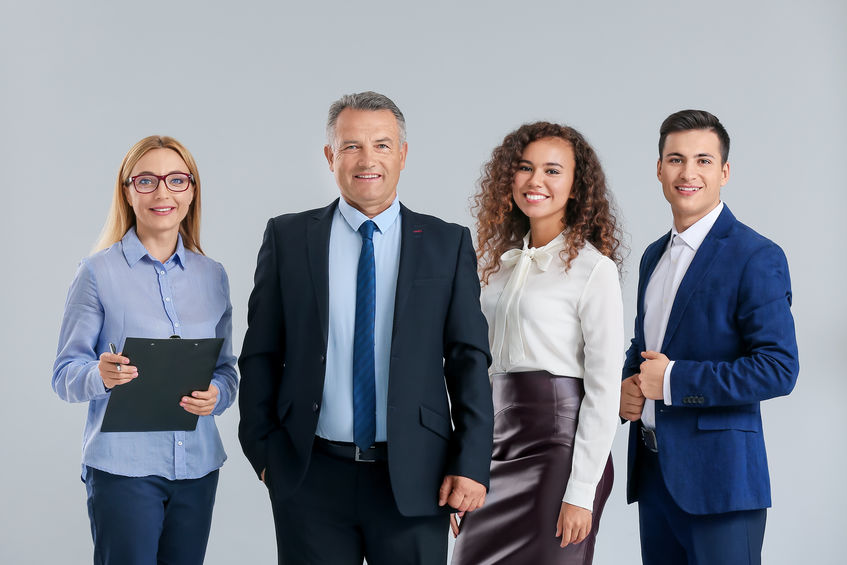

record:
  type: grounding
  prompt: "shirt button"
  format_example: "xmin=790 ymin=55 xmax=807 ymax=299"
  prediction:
xmin=160 ymin=270 xmax=165 ymax=275
xmin=177 ymin=441 xmax=183 ymax=446
xmin=165 ymin=297 xmax=171 ymax=302
xmin=174 ymin=323 xmax=180 ymax=327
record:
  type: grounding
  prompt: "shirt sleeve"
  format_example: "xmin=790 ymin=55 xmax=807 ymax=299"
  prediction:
xmin=52 ymin=260 xmax=111 ymax=403
xmin=663 ymin=361 xmax=675 ymax=405
xmin=563 ymin=257 xmax=624 ymax=510
xmin=209 ymin=263 xmax=239 ymax=415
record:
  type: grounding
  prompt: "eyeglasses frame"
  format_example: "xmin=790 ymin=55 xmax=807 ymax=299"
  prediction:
xmin=125 ymin=172 xmax=195 ymax=194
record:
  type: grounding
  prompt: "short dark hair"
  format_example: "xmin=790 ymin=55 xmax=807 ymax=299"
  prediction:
xmin=326 ymin=91 xmax=406 ymax=146
xmin=659 ymin=109 xmax=730 ymax=164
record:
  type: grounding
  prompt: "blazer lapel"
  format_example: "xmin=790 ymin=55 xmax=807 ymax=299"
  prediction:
xmin=661 ymin=206 xmax=735 ymax=351
xmin=391 ymin=204 xmax=423 ymax=339
xmin=306 ymin=200 xmax=337 ymax=347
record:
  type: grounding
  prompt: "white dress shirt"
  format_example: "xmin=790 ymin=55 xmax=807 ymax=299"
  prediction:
xmin=640 ymin=202 xmax=724 ymax=429
xmin=481 ymin=233 xmax=624 ymax=510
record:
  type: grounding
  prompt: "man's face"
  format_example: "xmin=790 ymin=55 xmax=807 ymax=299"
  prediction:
xmin=657 ymin=129 xmax=729 ymax=232
xmin=324 ymin=108 xmax=407 ymax=217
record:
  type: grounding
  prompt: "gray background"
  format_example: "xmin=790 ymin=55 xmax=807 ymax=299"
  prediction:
xmin=2 ymin=0 xmax=844 ymax=563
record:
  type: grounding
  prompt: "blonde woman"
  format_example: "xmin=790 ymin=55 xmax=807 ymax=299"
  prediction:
xmin=52 ymin=136 xmax=237 ymax=565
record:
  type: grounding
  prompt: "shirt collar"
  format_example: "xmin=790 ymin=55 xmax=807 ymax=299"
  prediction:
xmin=672 ymin=201 xmax=724 ymax=252
xmin=121 ymin=227 xmax=186 ymax=268
xmin=521 ymin=231 xmax=566 ymax=251
xmin=338 ymin=196 xmax=401 ymax=235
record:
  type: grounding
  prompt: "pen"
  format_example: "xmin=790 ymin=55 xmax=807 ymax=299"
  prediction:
xmin=109 ymin=343 xmax=121 ymax=372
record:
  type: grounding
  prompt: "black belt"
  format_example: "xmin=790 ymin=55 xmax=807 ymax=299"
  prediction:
xmin=313 ymin=436 xmax=388 ymax=463
xmin=640 ymin=425 xmax=659 ymax=453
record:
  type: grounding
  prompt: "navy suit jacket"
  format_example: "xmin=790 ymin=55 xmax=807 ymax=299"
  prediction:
xmin=624 ymin=205 xmax=799 ymax=515
xmin=238 ymin=200 xmax=494 ymax=517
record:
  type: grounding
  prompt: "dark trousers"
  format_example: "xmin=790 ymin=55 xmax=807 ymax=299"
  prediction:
xmin=268 ymin=449 xmax=449 ymax=565
xmin=635 ymin=442 xmax=766 ymax=565
xmin=85 ymin=467 xmax=219 ymax=565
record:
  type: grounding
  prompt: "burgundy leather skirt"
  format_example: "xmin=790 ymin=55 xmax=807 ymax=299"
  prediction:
xmin=452 ymin=371 xmax=613 ymax=565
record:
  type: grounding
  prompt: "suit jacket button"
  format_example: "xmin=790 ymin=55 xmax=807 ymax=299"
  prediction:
xmin=320 ymin=354 xmax=326 ymax=364
xmin=312 ymin=402 xmax=319 ymax=412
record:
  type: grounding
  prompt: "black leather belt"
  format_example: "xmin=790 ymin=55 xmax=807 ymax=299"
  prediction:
xmin=313 ymin=436 xmax=388 ymax=463
xmin=640 ymin=425 xmax=659 ymax=453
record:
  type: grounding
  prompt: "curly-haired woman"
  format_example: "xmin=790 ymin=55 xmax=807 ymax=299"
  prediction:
xmin=451 ymin=122 xmax=625 ymax=564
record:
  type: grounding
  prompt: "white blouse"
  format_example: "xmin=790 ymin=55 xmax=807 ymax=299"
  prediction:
xmin=481 ymin=232 xmax=624 ymax=510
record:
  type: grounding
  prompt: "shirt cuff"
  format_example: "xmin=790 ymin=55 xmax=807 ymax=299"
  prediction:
xmin=663 ymin=360 xmax=675 ymax=406
xmin=563 ymin=479 xmax=595 ymax=512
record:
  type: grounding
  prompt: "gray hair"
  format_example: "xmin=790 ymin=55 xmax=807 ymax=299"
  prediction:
xmin=326 ymin=91 xmax=406 ymax=147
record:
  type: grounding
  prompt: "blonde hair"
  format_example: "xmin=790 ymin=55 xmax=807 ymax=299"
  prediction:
xmin=94 ymin=135 xmax=204 ymax=254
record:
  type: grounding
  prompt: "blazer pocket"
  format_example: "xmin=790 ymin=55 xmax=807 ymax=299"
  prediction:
xmin=420 ymin=405 xmax=452 ymax=441
xmin=697 ymin=409 xmax=758 ymax=432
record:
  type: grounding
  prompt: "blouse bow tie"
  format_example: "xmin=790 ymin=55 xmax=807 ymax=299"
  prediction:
xmin=492 ymin=237 xmax=565 ymax=368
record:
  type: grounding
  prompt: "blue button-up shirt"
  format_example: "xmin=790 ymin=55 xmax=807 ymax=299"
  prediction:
xmin=52 ymin=227 xmax=238 ymax=480
xmin=316 ymin=197 xmax=401 ymax=442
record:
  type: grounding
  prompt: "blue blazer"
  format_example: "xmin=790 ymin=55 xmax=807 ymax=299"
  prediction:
xmin=624 ymin=205 xmax=799 ymax=515
xmin=238 ymin=200 xmax=494 ymax=516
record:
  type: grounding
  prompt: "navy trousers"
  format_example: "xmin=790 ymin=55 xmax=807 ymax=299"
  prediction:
xmin=85 ymin=467 xmax=219 ymax=565
xmin=635 ymin=442 xmax=766 ymax=565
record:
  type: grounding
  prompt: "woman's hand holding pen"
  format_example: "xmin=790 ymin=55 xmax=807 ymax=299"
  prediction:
xmin=98 ymin=352 xmax=138 ymax=389
xmin=180 ymin=384 xmax=219 ymax=416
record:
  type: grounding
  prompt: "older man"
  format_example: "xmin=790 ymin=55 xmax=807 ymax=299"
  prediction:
xmin=239 ymin=91 xmax=494 ymax=564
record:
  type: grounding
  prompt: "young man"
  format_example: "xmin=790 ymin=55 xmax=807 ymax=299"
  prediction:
xmin=620 ymin=109 xmax=799 ymax=565
xmin=238 ymin=91 xmax=494 ymax=564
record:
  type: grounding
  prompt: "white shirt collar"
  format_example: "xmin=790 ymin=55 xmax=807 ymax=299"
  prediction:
xmin=672 ymin=201 xmax=724 ymax=252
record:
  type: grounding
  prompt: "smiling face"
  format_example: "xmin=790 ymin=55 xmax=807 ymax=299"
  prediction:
xmin=512 ymin=137 xmax=575 ymax=244
xmin=657 ymin=129 xmax=729 ymax=232
xmin=324 ymin=108 xmax=408 ymax=218
xmin=124 ymin=148 xmax=194 ymax=243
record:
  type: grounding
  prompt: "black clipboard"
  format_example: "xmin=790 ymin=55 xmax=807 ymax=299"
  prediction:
xmin=100 ymin=337 xmax=224 ymax=432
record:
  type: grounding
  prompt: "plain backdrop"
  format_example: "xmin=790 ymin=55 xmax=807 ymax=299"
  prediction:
xmin=2 ymin=1 xmax=844 ymax=563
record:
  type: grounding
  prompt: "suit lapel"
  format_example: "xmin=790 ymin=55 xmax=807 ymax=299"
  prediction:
xmin=306 ymin=200 xmax=337 ymax=347
xmin=661 ymin=206 xmax=735 ymax=351
xmin=391 ymin=204 xmax=424 ymax=339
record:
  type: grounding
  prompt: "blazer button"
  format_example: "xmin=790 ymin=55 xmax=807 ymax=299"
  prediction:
xmin=312 ymin=402 xmax=319 ymax=412
xmin=320 ymin=354 xmax=326 ymax=364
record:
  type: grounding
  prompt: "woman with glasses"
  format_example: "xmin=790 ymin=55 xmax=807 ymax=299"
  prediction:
xmin=451 ymin=122 xmax=624 ymax=564
xmin=52 ymin=136 xmax=238 ymax=565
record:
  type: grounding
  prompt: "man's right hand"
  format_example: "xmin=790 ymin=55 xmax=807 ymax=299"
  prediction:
xmin=620 ymin=374 xmax=645 ymax=421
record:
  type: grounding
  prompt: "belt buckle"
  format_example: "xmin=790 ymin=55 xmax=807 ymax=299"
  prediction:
xmin=354 ymin=445 xmax=376 ymax=463
xmin=641 ymin=427 xmax=658 ymax=453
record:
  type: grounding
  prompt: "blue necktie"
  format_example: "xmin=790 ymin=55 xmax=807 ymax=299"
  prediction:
xmin=353 ymin=220 xmax=376 ymax=450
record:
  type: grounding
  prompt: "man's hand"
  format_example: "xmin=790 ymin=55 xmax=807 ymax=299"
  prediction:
xmin=620 ymin=374 xmax=645 ymax=421
xmin=639 ymin=351 xmax=669 ymax=400
xmin=449 ymin=512 xmax=464 ymax=537
xmin=555 ymin=502 xmax=592 ymax=547
xmin=438 ymin=475 xmax=486 ymax=513
xmin=180 ymin=383 xmax=219 ymax=416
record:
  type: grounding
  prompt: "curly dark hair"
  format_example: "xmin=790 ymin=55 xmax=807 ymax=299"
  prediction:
xmin=474 ymin=122 xmax=624 ymax=284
